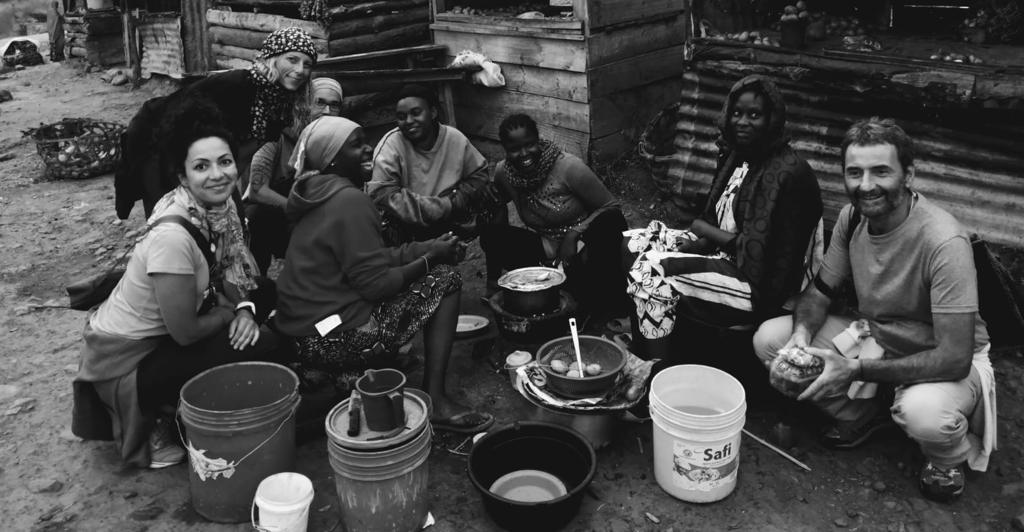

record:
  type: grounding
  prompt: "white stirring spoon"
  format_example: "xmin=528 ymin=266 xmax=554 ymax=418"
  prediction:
xmin=568 ymin=318 xmax=584 ymax=378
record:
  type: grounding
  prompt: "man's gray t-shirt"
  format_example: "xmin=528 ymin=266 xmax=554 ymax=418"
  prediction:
xmin=819 ymin=193 xmax=989 ymax=357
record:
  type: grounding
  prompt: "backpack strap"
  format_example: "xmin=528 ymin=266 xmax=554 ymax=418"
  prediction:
xmin=152 ymin=215 xmax=217 ymax=270
xmin=845 ymin=206 xmax=861 ymax=248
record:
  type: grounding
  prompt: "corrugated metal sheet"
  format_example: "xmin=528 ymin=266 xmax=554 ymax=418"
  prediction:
xmin=652 ymin=60 xmax=1024 ymax=248
xmin=139 ymin=16 xmax=185 ymax=79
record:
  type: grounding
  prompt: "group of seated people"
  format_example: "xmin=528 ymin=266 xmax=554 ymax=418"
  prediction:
xmin=77 ymin=27 xmax=993 ymax=504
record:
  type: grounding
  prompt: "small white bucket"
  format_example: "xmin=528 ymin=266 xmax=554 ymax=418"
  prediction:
xmin=251 ymin=472 xmax=314 ymax=532
xmin=649 ymin=365 xmax=746 ymax=503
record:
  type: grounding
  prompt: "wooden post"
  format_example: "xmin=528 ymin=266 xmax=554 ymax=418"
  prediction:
xmin=121 ymin=0 xmax=140 ymax=86
xmin=182 ymin=0 xmax=212 ymax=74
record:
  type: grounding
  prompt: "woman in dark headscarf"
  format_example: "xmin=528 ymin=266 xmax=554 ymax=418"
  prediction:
xmin=625 ymin=75 xmax=823 ymax=359
xmin=115 ymin=27 xmax=319 ymax=218
xmin=275 ymin=117 xmax=494 ymax=434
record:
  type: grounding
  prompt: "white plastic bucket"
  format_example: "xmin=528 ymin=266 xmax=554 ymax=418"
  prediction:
xmin=649 ymin=365 xmax=746 ymax=503
xmin=251 ymin=472 xmax=314 ymax=532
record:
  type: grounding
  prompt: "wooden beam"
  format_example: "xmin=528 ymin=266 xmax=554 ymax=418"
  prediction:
xmin=588 ymin=13 xmax=685 ymax=67
xmin=588 ymin=44 xmax=685 ymax=97
xmin=328 ymin=0 xmax=427 ymax=21
xmin=433 ymin=13 xmax=583 ymax=31
xmin=327 ymin=8 xmax=427 ymax=40
xmin=210 ymin=25 xmax=328 ymax=53
xmin=206 ymin=9 xmax=327 ymax=39
xmin=183 ymin=0 xmax=211 ymax=74
xmin=429 ymin=22 xmax=584 ymax=41
xmin=316 ymin=43 xmax=445 ymax=66
xmin=452 ymin=84 xmax=590 ymax=133
xmin=214 ymin=0 xmax=301 ymax=9
xmin=213 ymin=42 xmax=258 ymax=61
xmin=588 ymin=0 xmax=684 ymax=29
xmin=432 ymin=28 xmax=587 ymax=72
xmin=327 ymin=22 xmax=429 ymax=56
xmin=485 ymin=61 xmax=589 ymax=103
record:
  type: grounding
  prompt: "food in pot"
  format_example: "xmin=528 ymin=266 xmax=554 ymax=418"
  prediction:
xmin=550 ymin=359 xmax=568 ymax=374
xmin=769 ymin=347 xmax=824 ymax=398
xmin=566 ymin=370 xmax=582 ymax=378
xmin=585 ymin=363 xmax=602 ymax=376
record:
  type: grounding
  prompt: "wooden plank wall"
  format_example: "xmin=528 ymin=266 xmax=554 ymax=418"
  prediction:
xmin=139 ymin=16 xmax=185 ymax=79
xmin=181 ymin=0 xmax=211 ymax=73
xmin=431 ymin=5 xmax=689 ymax=163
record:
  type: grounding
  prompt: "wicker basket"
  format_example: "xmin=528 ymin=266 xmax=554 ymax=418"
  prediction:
xmin=24 ymin=118 xmax=126 ymax=180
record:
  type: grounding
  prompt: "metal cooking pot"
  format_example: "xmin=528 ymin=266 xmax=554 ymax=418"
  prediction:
xmin=497 ymin=267 xmax=566 ymax=316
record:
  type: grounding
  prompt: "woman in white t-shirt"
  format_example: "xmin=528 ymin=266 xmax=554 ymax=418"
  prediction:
xmin=72 ymin=99 xmax=284 ymax=469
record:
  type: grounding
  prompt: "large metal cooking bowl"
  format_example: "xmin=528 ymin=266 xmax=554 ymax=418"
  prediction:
xmin=537 ymin=335 xmax=626 ymax=399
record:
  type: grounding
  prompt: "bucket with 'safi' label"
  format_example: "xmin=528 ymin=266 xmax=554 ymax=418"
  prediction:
xmin=649 ymin=365 xmax=746 ymax=503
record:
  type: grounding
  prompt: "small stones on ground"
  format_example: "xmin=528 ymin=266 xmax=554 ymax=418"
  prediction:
xmin=797 ymin=495 xmax=809 ymax=503
xmin=644 ymin=512 xmax=660 ymax=524
xmin=834 ymin=517 xmax=850 ymax=528
xmin=1011 ymin=511 xmax=1024 ymax=531
xmin=122 ymin=491 xmax=138 ymax=500
xmin=0 ymin=89 xmax=12 ymax=103
xmin=1003 ymin=481 xmax=1024 ymax=496
xmin=873 ymin=481 xmax=887 ymax=492
xmin=129 ymin=504 xmax=164 ymax=521
xmin=0 ymin=384 xmax=21 ymax=401
xmin=29 ymin=478 xmax=64 ymax=493
xmin=883 ymin=500 xmax=898 ymax=510
xmin=110 ymin=72 xmax=129 ymax=86
xmin=846 ymin=509 xmax=859 ymax=518
xmin=5 ymin=397 xmax=36 ymax=415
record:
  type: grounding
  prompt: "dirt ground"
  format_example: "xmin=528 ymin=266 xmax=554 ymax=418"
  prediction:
xmin=2 ymin=60 xmax=1024 ymax=532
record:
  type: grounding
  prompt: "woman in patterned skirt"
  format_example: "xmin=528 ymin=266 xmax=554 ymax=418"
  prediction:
xmin=274 ymin=116 xmax=493 ymax=434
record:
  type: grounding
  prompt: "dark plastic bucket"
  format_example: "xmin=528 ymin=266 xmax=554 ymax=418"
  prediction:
xmin=468 ymin=422 xmax=596 ymax=532
xmin=179 ymin=362 xmax=300 ymax=523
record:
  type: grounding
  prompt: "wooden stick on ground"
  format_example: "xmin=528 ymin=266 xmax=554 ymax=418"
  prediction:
xmin=742 ymin=428 xmax=812 ymax=472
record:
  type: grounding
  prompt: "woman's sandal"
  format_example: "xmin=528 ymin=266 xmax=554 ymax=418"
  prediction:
xmin=431 ymin=411 xmax=495 ymax=434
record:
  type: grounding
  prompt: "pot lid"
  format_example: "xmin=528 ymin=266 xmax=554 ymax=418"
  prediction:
xmin=497 ymin=267 xmax=566 ymax=292
xmin=325 ymin=391 xmax=428 ymax=450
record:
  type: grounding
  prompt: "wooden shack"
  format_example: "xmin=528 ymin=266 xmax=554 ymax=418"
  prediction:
xmin=430 ymin=0 xmax=690 ymax=162
xmin=645 ymin=0 xmax=1024 ymax=248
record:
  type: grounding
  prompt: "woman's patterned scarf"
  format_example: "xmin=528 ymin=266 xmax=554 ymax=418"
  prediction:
xmin=504 ymin=140 xmax=563 ymax=192
xmin=247 ymin=62 xmax=294 ymax=142
xmin=149 ymin=186 xmax=260 ymax=297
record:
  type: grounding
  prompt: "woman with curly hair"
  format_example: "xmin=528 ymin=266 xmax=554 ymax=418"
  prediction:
xmin=73 ymin=98 xmax=285 ymax=469
xmin=115 ymin=27 xmax=319 ymax=218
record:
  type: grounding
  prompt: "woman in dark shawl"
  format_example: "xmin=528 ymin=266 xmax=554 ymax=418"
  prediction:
xmin=625 ymin=75 xmax=823 ymax=360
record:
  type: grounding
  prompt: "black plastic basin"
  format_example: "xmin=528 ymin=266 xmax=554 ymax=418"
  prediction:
xmin=467 ymin=421 xmax=597 ymax=531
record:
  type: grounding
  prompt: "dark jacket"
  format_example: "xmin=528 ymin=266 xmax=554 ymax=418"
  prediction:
xmin=114 ymin=70 xmax=288 ymax=219
xmin=274 ymin=174 xmax=431 ymax=337
xmin=701 ymin=75 xmax=823 ymax=319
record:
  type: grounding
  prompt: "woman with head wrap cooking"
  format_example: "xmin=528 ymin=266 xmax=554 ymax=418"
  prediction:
xmin=244 ymin=77 xmax=344 ymax=275
xmin=275 ymin=116 xmax=495 ymax=434
xmin=115 ymin=27 xmax=320 ymax=219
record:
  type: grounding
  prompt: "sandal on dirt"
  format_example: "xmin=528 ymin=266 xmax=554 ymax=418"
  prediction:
xmin=431 ymin=411 xmax=495 ymax=434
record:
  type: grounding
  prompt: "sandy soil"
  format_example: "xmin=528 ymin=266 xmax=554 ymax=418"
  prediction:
xmin=2 ymin=60 xmax=1024 ymax=532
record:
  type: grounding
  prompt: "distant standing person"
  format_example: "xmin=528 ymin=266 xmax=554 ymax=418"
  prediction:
xmin=47 ymin=0 xmax=65 ymax=62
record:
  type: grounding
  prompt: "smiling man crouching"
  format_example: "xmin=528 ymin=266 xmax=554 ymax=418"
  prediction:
xmin=752 ymin=117 xmax=996 ymax=503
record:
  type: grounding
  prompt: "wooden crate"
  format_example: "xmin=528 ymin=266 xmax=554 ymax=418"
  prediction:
xmin=430 ymin=0 xmax=688 ymax=163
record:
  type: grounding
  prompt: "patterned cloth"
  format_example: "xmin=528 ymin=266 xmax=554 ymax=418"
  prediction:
xmin=714 ymin=162 xmax=748 ymax=237
xmin=294 ymin=265 xmax=461 ymax=391
xmin=149 ymin=186 xmax=260 ymax=296
xmin=626 ymin=221 xmax=752 ymax=339
xmin=503 ymin=140 xmax=562 ymax=191
xmin=257 ymin=27 xmax=318 ymax=64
